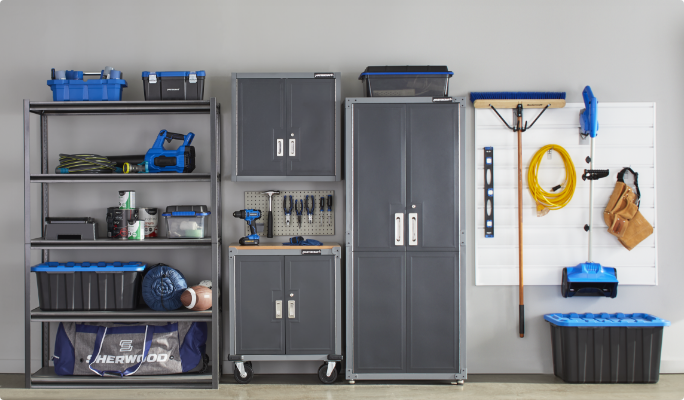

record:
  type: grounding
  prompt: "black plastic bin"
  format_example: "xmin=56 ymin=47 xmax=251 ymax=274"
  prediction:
xmin=142 ymin=71 xmax=205 ymax=100
xmin=545 ymin=313 xmax=670 ymax=383
xmin=32 ymin=262 xmax=146 ymax=311
xmin=359 ymin=65 xmax=453 ymax=97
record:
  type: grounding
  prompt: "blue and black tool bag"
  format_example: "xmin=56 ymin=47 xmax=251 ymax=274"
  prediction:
xmin=53 ymin=321 xmax=207 ymax=376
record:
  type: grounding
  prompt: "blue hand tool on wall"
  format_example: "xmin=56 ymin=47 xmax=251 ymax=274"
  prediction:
xmin=233 ymin=209 xmax=261 ymax=246
xmin=319 ymin=196 xmax=325 ymax=225
xmin=283 ymin=195 xmax=293 ymax=227
xmin=562 ymin=86 xmax=617 ymax=298
xmin=295 ymin=199 xmax=303 ymax=229
xmin=305 ymin=195 xmax=314 ymax=225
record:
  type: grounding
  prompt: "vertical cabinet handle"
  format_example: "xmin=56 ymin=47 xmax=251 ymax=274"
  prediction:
xmin=289 ymin=139 xmax=296 ymax=156
xmin=276 ymin=139 xmax=284 ymax=157
xmin=409 ymin=213 xmax=418 ymax=246
xmin=275 ymin=300 xmax=282 ymax=318
xmin=288 ymin=300 xmax=295 ymax=318
xmin=395 ymin=213 xmax=404 ymax=246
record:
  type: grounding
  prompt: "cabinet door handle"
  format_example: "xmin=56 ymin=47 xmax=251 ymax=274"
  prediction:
xmin=289 ymin=139 xmax=296 ymax=156
xmin=288 ymin=300 xmax=295 ymax=318
xmin=409 ymin=213 xmax=418 ymax=246
xmin=395 ymin=213 xmax=404 ymax=246
xmin=277 ymin=139 xmax=284 ymax=157
xmin=275 ymin=300 xmax=282 ymax=318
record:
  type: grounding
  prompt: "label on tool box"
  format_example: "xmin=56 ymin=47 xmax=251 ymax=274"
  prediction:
xmin=314 ymin=73 xmax=335 ymax=78
xmin=301 ymin=249 xmax=322 ymax=255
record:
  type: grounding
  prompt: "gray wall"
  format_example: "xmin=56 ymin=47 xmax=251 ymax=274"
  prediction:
xmin=0 ymin=0 xmax=682 ymax=375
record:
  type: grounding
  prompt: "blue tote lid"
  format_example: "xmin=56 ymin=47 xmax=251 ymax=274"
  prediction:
xmin=544 ymin=313 xmax=670 ymax=327
xmin=31 ymin=261 xmax=146 ymax=272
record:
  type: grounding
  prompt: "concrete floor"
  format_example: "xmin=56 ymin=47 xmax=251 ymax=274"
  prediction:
xmin=1 ymin=374 xmax=683 ymax=400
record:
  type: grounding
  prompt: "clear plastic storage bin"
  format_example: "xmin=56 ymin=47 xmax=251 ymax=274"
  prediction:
xmin=163 ymin=205 xmax=210 ymax=239
xmin=359 ymin=65 xmax=453 ymax=97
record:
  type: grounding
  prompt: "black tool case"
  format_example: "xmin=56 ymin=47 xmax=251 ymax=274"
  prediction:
xmin=142 ymin=71 xmax=205 ymax=100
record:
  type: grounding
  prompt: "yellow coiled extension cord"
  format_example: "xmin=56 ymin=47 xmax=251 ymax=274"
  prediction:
xmin=528 ymin=144 xmax=576 ymax=216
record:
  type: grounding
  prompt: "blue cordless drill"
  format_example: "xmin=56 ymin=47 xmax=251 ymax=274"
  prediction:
xmin=233 ymin=209 xmax=261 ymax=245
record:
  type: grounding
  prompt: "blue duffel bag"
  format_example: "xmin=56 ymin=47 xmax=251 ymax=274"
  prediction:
xmin=52 ymin=321 xmax=207 ymax=376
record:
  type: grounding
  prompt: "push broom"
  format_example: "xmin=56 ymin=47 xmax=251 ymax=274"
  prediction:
xmin=470 ymin=91 xmax=566 ymax=338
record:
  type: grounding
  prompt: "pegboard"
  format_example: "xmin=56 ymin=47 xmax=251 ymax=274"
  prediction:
xmin=475 ymin=103 xmax=657 ymax=286
xmin=244 ymin=191 xmax=335 ymax=237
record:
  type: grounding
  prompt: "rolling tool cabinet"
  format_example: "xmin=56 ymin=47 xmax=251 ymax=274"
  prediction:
xmin=230 ymin=73 xmax=342 ymax=181
xmin=344 ymin=97 xmax=467 ymax=383
xmin=23 ymin=100 xmax=222 ymax=389
xmin=226 ymin=243 xmax=343 ymax=384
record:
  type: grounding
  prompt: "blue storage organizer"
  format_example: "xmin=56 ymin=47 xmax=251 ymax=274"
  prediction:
xmin=545 ymin=313 xmax=670 ymax=383
xmin=47 ymin=68 xmax=127 ymax=101
xmin=32 ymin=262 xmax=146 ymax=311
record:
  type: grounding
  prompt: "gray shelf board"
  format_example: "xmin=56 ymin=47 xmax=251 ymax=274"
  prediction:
xmin=31 ymin=367 xmax=212 ymax=386
xmin=28 ymin=100 xmax=212 ymax=115
xmin=30 ymin=173 xmax=211 ymax=183
xmin=30 ymin=238 xmax=213 ymax=249
xmin=30 ymin=307 xmax=213 ymax=322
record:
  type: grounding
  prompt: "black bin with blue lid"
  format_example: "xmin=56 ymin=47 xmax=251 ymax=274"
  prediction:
xmin=359 ymin=65 xmax=453 ymax=97
xmin=545 ymin=313 xmax=670 ymax=383
xmin=31 ymin=262 xmax=146 ymax=311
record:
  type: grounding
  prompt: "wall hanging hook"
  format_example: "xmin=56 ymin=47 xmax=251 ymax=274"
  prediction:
xmin=489 ymin=103 xmax=551 ymax=132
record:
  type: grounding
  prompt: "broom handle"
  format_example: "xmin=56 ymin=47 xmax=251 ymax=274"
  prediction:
xmin=518 ymin=114 xmax=525 ymax=338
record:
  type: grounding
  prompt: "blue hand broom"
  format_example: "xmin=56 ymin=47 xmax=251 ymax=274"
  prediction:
xmin=470 ymin=91 xmax=566 ymax=338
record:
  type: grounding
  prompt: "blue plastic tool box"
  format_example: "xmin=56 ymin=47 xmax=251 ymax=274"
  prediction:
xmin=545 ymin=313 xmax=670 ymax=383
xmin=359 ymin=65 xmax=453 ymax=97
xmin=31 ymin=262 xmax=146 ymax=311
xmin=47 ymin=68 xmax=127 ymax=101
xmin=142 ymin=71 xmax=205 ymax=100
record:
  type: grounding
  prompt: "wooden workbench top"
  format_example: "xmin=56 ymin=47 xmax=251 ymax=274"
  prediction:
xmin=229 ymin=242 xmax=341 ymax=250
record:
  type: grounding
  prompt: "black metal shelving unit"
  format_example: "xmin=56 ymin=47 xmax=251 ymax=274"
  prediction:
xmin=23 ymin=100 xmax=222 ymax=389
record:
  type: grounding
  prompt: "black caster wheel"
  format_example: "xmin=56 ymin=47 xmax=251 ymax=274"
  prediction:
xmin=245 ymin=361 xmax=253 ymax=369
xmin=318 ymin=363 xmax=338 ymax=384
xmin=234 ymin=363 xmax=253 ymax=384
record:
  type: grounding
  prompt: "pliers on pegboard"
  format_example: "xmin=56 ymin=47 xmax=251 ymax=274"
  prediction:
xmin=283 ymin=195 xmax=293 ymax=227
xmin=305 ymin=195 xmax=314 ymax=225
xmin=295 ymin=199 xmax=303 ymax=229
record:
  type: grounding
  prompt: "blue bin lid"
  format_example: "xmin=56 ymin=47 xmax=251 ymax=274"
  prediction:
xmin=142 ymin=71 xmax=206 ymax=78
xmin=162 ymin=211 xmax=210 ymax=217
xmin=31 ymin=261 xmax=146 ymax=272
xmin=544 ymin=313 xmax=670 ymax=327
xmin=47 ymin=79 xmax=127 ymax=86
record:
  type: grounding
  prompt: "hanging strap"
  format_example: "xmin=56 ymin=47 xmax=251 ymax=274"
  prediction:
xmin=88 ymin=325 xmax=154 ymax=377
xmin=617 ymin=167 xmax=641 ymax=208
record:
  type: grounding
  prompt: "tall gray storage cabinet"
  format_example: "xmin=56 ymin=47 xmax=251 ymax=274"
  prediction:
xmin=231 ymin=73 xmax=342 ymax=181
xmin=345 ymin=97 xmax=466 ymax=383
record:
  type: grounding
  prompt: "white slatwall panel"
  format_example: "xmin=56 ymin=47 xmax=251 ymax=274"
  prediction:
xmin=475 ymin=103 xmax=657 ymax=286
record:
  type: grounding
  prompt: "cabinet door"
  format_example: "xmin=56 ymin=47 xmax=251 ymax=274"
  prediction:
xmin=284 ymin=256 xmax=335 ymax=354
xmin=406 ymin=104 xmax=460 ymax=251
xmin=406 ymin=252 xmax=459 ymax=373
xmin=352 ymin=104 xmax=406 ymax=252
xmin=353 ymin=252 xmax=406 ymax=373
xmin=286 ymin=79 xmax=335 ymax=176
xmin=234 ymin=256 xmax=285 ymax=355
xmin=237 ymin=79 xmax=287 ymax=176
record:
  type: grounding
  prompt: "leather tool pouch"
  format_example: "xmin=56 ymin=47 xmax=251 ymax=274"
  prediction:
xmin=603 ymin=168 xmax=653 ymax=250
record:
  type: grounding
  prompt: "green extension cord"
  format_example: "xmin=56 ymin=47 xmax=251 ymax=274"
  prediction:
xmin=55 ymin=154 xmax=117 ymax=174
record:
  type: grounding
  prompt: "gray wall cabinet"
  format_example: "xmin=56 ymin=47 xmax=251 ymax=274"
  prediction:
xmin=227 ymin=244 xmax=342 ymax=383
xmin=231 ymin=73 xmax=342 ymax=182
xmin=345 ymin=97 xmax=466 ymax=383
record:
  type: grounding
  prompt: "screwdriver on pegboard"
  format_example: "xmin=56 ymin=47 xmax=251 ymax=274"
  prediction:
xmin=319 ymin=196 xmax=325 ymax=226
xmin=327 ymin=194 xmax=333 ymax=227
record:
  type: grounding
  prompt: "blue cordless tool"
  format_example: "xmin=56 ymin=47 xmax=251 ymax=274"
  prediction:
xmin=562 ymin=86 xmax=617 ymax=298
xmin=305 ymin=195 xmax=314 ymax=225
xmin=233 ymin=209 xmax=261 ymax=246
xmin=121 ymin=130 xmax=196 ymax=174
xmin=283 ymin=195 xmax=293 ymax=227
xmin=294 ymin=199 xmax=303 ymax=229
